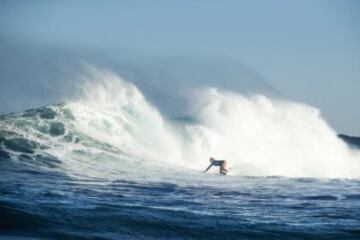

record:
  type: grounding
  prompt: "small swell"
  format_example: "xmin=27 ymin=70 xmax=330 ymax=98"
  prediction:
xmin=301 ymin=195 xmax=338 ymax=201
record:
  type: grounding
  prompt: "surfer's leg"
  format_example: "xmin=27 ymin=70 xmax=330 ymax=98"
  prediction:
xmin=220 ymin=160 xmax=228 ymax=174
xmin=223 ymin=160 xmax=227 ymax=170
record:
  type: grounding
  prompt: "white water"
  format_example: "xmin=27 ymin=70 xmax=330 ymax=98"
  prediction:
xmin=56 ymin=67 xmax=360 ymax=179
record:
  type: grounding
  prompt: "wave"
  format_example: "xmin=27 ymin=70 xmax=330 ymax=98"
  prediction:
xmin=0 ymin=67 xmax=359 ymax=179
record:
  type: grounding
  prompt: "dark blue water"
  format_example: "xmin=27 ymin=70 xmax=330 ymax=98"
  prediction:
xmin=1 ymin=154 xmax=360 ymax=240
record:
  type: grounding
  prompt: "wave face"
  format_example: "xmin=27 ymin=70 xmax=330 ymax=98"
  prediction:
xmin=1 ymin=68 xmax=359 ymax=179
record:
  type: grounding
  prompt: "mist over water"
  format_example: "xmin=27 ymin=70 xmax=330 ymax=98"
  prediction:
xmin=0 ymin=38 xmax=275 ymax=117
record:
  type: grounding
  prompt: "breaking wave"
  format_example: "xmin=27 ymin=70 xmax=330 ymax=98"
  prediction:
xmin=1 ymin=68 xmax=359 ymax=179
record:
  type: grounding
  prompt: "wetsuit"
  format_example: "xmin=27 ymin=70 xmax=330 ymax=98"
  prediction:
xmin=204 ymin=160 xmax=225 ymax=172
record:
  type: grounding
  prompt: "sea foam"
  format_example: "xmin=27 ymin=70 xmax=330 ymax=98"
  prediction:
xmin=65 ymin=68 xmax=360 ymax=178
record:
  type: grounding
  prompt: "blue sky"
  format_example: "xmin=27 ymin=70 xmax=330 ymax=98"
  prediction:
xmin=0 ymin=0 xmax=359 ymax=134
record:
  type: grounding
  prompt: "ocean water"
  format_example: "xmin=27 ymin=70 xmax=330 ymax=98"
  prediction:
xmin=1 ymin=69 xmax=360 ymax=239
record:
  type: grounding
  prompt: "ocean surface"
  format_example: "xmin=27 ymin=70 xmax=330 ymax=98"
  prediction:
xmin=1 ymin=71 xmax=360 ymax=239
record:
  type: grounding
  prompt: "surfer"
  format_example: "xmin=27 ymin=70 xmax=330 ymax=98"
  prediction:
xmin=204 ymin=157 xmax=228 ymax=175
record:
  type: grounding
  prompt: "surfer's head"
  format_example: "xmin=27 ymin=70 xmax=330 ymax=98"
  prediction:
xmin=209 ymin=157 xmax=214 ymax=162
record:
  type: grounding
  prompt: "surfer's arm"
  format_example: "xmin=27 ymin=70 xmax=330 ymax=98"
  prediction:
xmin=204 ymin=163 xmax=213 ymax=172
